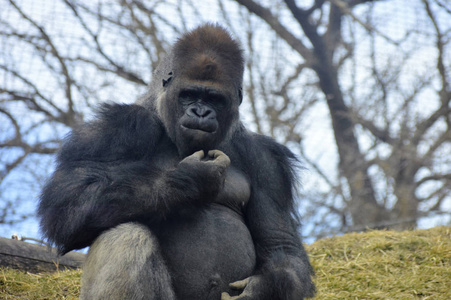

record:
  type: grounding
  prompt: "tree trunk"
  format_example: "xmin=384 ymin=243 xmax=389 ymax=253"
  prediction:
xmin=392 ymin=182 xmax=418 ymax=230
xmin=314 ymin=64 xmax=388 ymax=229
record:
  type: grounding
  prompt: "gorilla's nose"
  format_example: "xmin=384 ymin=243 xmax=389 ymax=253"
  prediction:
xmin=188 ymin=106 xmax=216 ymax=119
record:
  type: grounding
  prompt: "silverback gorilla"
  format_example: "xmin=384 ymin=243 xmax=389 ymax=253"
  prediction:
xmin=38 ymin=24 xmax=315 ymax=300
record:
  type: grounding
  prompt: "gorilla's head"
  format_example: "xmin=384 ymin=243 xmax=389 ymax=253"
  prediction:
xmin=143 ymin=24 xmax=244 ymax=157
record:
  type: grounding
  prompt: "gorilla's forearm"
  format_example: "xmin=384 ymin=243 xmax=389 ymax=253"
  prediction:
xmin=238 ymin=135 xmax=315 ymax=299
xmin=38 ymin=155 xmax=226 ymax=253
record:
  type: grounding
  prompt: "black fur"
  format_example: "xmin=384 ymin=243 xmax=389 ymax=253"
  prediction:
xmin=38 ymin=24 xmax=315 ymax=300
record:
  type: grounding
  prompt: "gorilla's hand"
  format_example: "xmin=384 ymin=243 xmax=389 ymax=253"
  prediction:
xmin=178 ymin=150 xmax=230 ymax=200
xmin=180 ymin=150 xmax=230 ymax=173
xmin=221 ymin=276 xmax=264 ymax=300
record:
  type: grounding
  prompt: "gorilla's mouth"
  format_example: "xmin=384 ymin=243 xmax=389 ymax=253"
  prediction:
xmin=181 ymin=125 xmax=217 ymax=135
xmin=181 ymin=120 xmax=217 ymax=134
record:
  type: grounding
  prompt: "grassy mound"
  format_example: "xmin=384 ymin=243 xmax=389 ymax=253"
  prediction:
xmin=1 ymin=226 xmax=449 ymax=299
xmin=309 ymin=226 xmax=450 ymax=299
xmin=0 ymin=268 xmax=81 ymax=299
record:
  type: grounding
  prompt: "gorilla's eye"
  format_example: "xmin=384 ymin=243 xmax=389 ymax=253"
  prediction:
xmin=179 ymin=90 xmax=199 ymax=99
xmin=179 ymin=90 xmax=200 ymax=106
xmin=179 ymin=88 xmax=228 ymax=109
xmin=207 ymin=93 xmax=228 ymax=109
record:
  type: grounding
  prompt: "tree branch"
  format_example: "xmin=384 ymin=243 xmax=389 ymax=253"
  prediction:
xmin=234 ymin=0 xmax=315 ymax=63
xmin=63 ymin=0 xmax=147 ymax=86
xmin=417 ymin=173 xmax=451 ymax=187
xmin=331 ymin=0 xmax=399 ymax=44
xmin=9 ymin=0 xmax=76 ymax=123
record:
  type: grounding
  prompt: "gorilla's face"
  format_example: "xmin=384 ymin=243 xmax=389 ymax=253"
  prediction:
xmin=178 ymin=87 xmax=224 ymax=134
xmin=159 ymin=81 xmax=239 ymax=157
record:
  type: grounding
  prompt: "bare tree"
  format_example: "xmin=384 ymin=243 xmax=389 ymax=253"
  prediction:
xmin=233 ymin=0 xmax=450 ymax=235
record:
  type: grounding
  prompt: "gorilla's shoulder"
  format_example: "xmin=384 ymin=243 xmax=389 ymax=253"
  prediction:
xmin=95 ymin=102 xmax=161 ymax=128
xmin=231 ymin=128 xmax=299 ymax=172
xmin=60 ymin=103 xmax=164 ymax=162
xmin=234 ymin=128 xmax=296 ymax=160
xmin=231 ymin=129 xmax=299 ymax=204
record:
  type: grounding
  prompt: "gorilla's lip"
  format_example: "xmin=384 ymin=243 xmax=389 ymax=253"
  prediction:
xmin=181 ymin=124 xmax=217 ymax=134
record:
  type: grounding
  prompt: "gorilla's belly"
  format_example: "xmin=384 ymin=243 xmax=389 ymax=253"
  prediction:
xmin=157 ymin=205 xmax=256 ymax=299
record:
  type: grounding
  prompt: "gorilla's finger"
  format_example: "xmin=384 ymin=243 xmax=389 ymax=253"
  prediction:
xmin=191 ymin=150 xmax=205 ymax=160
xmin=208 ymin=150 xmax=231 ymax=167
xmin=207 ymin=149 xmax=224 ymax=158
xmin=221 ymin=292 xmax=233 ymax=300
xmin=229 ymin=277 xmax=250 ymax=290
xmin=187 ymin=150 xmax=205 ymax=160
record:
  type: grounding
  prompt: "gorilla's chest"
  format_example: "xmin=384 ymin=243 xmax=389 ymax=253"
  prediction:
xmin=215 ymin=167 xmax=250 ymax=213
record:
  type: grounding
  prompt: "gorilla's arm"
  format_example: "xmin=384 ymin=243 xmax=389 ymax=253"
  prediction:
xmin=241 ymin=190 xmax=315 ymax=299
xmin=38 ymin=103 xmax=228 ymax=254
xmin=224 ymin=135 xmax=315 ymax=299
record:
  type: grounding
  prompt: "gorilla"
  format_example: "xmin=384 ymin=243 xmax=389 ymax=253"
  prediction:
xmin=38 ymin=24 xmax=315 ymax=300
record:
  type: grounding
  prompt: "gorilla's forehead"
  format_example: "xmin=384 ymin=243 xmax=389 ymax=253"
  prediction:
xmin=174 ymin=56 xmax=241 ymax=89
xmin=182 ymin=53 xmax=222 ymax=81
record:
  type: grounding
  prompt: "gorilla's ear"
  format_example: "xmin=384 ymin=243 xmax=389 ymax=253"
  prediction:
xmin=162 ymin=72 xmax=173 ymax=88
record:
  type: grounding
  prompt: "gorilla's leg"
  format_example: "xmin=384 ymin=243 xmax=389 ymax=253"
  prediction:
xmin=80 ymin=223 xmax=176 ymax=300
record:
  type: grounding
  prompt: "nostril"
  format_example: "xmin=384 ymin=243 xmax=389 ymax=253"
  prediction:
xmin=187 ymin=107 xmax=198 ymax=117
xmin=201 ymin=109 xmax=213 ymax=118
xmin=189 ymin=106 xmax=214 ymax=118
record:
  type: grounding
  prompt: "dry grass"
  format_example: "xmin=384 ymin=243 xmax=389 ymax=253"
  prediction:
xmin=0 ymin=267 xmax=81 ymax=299
xmin=1 ymin=226 xmax=449 ymax=299
xmin=308 ymin=226 xmax=451 ymax=299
